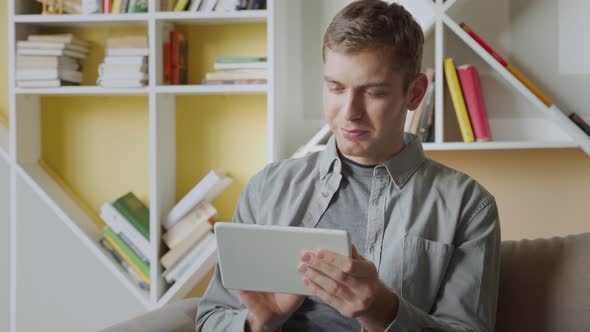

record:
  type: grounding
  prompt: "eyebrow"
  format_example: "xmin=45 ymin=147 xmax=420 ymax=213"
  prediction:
xmin=323 ymin=76 xmax=391 ymax=89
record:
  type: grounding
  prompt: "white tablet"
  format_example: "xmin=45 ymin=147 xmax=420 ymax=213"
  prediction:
xmin=214 ymin=222 xmax=351 ymax=295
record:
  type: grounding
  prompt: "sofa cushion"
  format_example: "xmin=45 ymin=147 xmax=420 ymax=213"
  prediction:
xmin=98 ymin=297 xmax=200 ymax=332
xmin=496 ymin=232 xmax=590 ymax=331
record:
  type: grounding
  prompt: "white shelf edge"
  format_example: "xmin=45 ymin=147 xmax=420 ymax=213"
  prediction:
xmin=154 ymin=10 xmax=267 ymax=23
xmin=157 ymin=246 xmax=217 ymax=307
xmin=15 ymin=162 xmax=152 ymax=309
xmin=422 ymin=141 xmax=578 ymax=151
xmin=0 ymin=146 xmax=9 ymax=163
xmin=442 ymin=0 xmax=458 ymax=13
xmin=155 ymin=84 xmax=268 ymax=95
xmin=14 ymin=13 xmax=150 ymax=24
xmin=15 ymin=87 xmax=150 ymax=96
xmin=0 ymin=123 xmax=9 ymax=161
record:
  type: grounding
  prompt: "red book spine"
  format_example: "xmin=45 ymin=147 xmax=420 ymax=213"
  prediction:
xmin=177 ymin=32 xmax=188 ymax=84
xmin=457 ymin=65 xmax=492 ymax=142
xmin=460 ymin=23 xmax=508 ymax=67
xmin=104 ymin=0 xmax=112 ymax=13
xmin=163 ymin=42 xmax=171 ymax=85
xmin=170 ymin=31 xmax=179 ymax=85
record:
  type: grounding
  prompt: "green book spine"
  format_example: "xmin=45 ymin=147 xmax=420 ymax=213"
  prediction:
xmin=113 ymin=192 xmax=150 ymax=239
xmin=104 ymin=227 xmax=150 ymax=279
xmin=215 ymin=57 xmax=267 ymax=63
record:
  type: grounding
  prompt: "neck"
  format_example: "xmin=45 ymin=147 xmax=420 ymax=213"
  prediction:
xmin=340 ymin=141 xmax=405 ymax=166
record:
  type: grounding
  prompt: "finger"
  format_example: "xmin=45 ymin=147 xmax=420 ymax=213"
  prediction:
xmin=298 ymin=263 xmax=355 ymax=301
xmin=313 ymin=250 xmax=373 ymax=278
xmin=302 ymin=254 xmax=361 ymax=288
xmin=351 ymin=244 xmax=362 ymax=259
xmin=302 ymin=276 xmax=346 ymax=311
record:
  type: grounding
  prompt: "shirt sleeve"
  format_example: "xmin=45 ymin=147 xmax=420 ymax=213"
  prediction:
xmin=195 ymin=171 xmax=264 ymax=332
xmin=385 ymin=197 xmax=501 ymax=332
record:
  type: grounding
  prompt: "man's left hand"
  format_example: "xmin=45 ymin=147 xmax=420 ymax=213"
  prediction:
xmin=298 ymin=245 xmax=399 ymax=330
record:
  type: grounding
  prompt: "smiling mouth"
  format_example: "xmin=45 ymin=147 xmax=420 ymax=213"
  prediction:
xmin=341 ymin=128 xmax=368 ymax=139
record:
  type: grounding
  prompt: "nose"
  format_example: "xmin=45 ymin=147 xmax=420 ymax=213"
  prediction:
xmin=343 ymin=89 xmax=363 ymax=121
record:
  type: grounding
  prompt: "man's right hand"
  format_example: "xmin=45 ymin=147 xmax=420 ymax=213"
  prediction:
xmin=239 ymin=291 xmax=305 ymax=332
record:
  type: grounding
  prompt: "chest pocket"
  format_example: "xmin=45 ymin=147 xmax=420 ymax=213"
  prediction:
xmin=401 ymin=234 xmax=454 ymax=313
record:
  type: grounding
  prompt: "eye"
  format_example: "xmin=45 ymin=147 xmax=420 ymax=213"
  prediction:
xmin=327 ymin=83 xmax=344 ymax=93
xmin=365 ymin=89 xmax=386 ymax=97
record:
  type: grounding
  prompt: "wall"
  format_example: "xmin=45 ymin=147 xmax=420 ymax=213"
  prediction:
xmin=1 ymin=157 xmax=10 ymax=332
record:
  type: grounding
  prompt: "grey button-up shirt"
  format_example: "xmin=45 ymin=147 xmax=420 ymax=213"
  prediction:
xmin=196 ymin=133 xmax=501 ymax=332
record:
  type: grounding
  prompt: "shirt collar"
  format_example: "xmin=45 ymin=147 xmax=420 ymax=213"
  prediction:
xmin=319 ymin=133 xmax=425 ymax=189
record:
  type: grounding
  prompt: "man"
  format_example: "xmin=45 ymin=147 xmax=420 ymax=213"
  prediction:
xmin=196 ymin=1 xmax=500 ymax=331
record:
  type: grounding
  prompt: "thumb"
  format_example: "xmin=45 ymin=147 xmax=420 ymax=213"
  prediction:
xmin=351 ymin=244 xmax=362 ymax=259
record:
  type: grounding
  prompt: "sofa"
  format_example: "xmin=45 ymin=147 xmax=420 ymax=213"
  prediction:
xmin=99 ymin=232 xmax=590 ymax=332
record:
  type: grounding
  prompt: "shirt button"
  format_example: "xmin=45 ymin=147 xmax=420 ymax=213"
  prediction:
xmin=372 ymin=199 xmax=379 ymax=206
xmin=321 ymin=191 xmax=329 ymax=198
xmin=367 ymin=245 xmax=375 ymax=253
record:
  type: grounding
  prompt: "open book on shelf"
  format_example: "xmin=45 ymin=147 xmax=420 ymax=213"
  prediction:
xmin=290 ymin=124 xmax=332 ymax=159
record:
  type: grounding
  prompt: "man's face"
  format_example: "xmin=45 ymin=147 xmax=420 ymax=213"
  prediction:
xmin=323 ymin=48 xmax=425 ymax=165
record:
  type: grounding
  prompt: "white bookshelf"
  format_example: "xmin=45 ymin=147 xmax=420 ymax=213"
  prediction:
xmin=277 ymin=0 xmax=590 ymax=159
xmin=7 ymin=0 xmax=274 ymax=313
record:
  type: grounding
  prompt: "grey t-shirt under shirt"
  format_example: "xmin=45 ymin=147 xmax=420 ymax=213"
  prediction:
xmin=284 ymin=155 xmax=376 ymax=332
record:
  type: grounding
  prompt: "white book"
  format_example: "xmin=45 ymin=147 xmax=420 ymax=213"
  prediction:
xmin=16 ymin=80 xmax=61 ymax=88
xmin=291 ymin=124 xmax=332 ymax=159
xmin=100 ymin=202 xmax=151 ymax=259
xmin=99 ymin=72 xmax=148 ymax=81
xmin=164 ymin=169 xmax=233 ymax=230
xmin=160 ymin=222 xmax=212 ymax=269
xmin=106 ymin=48 xmax=149 ymax=57
xmin=214 ymin=0 xmax=237 ymax=11
xmin=27 ymin=33 xmax=90 ymax=48
xmin=199 ymin=0 xmax=218 ymax=11
xmin=213 ymin=62 xmax=268 ymax=71
xmin=162 ymin=233 xmax=216 ymax=283
xmin=99 ymin=64 xmax=147 ymax=75
xmin=16 ymin=55 xmax=78 ymax=68
xmin=17 ymin=69 xmax=82 ymax=83
xmin=404 ymin=110 xmax=415 ymax=133
xmin=98 ymin=80 xmax=147 ymax=88
xmin=103 ymin=56 xmax=148 ymax=65
xmin=17 ymin=48 xmax=87 ymax=59
xmin=162 ymin=202 xmax=217 ymax=249
xmin=188 ymin=0 xmax=203 ymax=11
xmin=17 ymin=41 xmax=89 ymax=53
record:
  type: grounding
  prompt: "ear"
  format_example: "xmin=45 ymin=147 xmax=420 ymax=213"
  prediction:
xmin=406 ymin=73 xmax=429 ymax=111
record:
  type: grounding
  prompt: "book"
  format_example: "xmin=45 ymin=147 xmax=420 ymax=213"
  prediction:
xmin=98 ymin=64 xmax=147 ymax=75
xmin=98 ymin=80 xmax=147 ymax=88
xmin=162 ymin=233 xmax=216 ymax=283
xmin=569 ymin=113 xmax=590 ymax=136
xmin=213 ymin=62 xmax=267 ymax=71
xmin=162 ymin=202 xmax=217 ymax=249
xmin=174 ymin=0 xmax=191 ymax=11
xmin=99 ymin=238 xmax=149 ymax=290
xmin=205 ymin=71 xmax=266 ymax=80
xmin=215 ymin=56 xmax=267 ymax=63
xmin=112 ymin=192 xmax=150 ymax=239
xmin=163 ymin=42 xmax=171 ymax=84
xmin=170 ymin=31 xmax=188 ymax=85
xmin=203 ymin=79 xmax=267 ymax=85
xmin=460 ymin=22 xmax=553 ymax=107
xmin=104 ymin=227 xmax=150 ymax=285
xmin=16 ymin=55 xmax=78 ymax=68
xmin=129 ymin=0 xmax=148 ymax=12
xmin=104 ymin=0 xmax=112 ymax=13
xmin=291 ymin=124 xmax=332 ymax=159
xmin=457 ymin=64 xmax=492 ymax=141
xmin=105 ymin=48 xmax=149 ymax=57
xmin=17 ymin=48 xmax=87 ymax=59
xmin=215 ymin=0 xmax=238 ymax=11
xmin=103 ymin=56 xmax=147 ymax=65
xmin=17 ymin=41 xmax=89 ymax=54
xmin=106 ymin=36 xmax=148 ymax=49
xmin=16 ymin=80 xmax=62 ymax=88
xmin=16 ymin=69 xmax=82 ymax=83
xmin=444 ymin=58 xmax=475 ymax=143
xmin=418 ymin=80 xmax=436 ymax=142
xmin=119 ymin=232 xmax=150 ymax=265
xmin=34 ymin=0 xmax=102 ymax=14
xmin=164 ymin=169 xmax=233 ymax=230
xmin=160 ymin=221 xmax=213 ymax=269
xmin=100 ymin=202 xmax=150 ymax=259
xmin=27 ymin=33 xmax=90 ymax=48
xmin=409 ymin=68 xmax=434 ymax=134
xmin=189 ymin=0 xmax=204 ymax=11
xmin=199 ymin=0 xmax=219 ymax=11
xmin=112 ymin=0 xmax=123 ymax=13
xmin=99 ymin=72 xmax=148 ymax=81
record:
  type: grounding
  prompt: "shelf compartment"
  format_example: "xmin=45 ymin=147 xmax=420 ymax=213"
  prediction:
xmin=154 ymin=10 xmax=268 ymax=25
xmin=14 ymin=14 xmax=150 ymax=27
xmin=16 ymin=161 xmax=151 ymax=307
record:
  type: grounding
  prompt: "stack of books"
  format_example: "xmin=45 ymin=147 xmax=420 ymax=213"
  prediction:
xmin=162 ymin=30 xmax=188 ymax=85
xmin=160 ymin=169 xmax=233 ymax=284
xmin=98 ymin=35 xmax=149 ymax=88
xmin=99 ymin=192 xmax=151 ymax=291
xmin=444 ymin=59 xmax=492 ymax=143
xmin=203 ymin=57 xmax=267 ymax=85
xmin=404 ymin=67 xmax=436 ymax=142
xmin=16 ymin=34 xmax=89 ymax=88
xmin=165 ymin=0 xmax=266 ymax=12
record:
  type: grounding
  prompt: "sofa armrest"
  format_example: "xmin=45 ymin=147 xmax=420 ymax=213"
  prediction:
xmin=98 ymin=298 xmax=200 ymax=332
